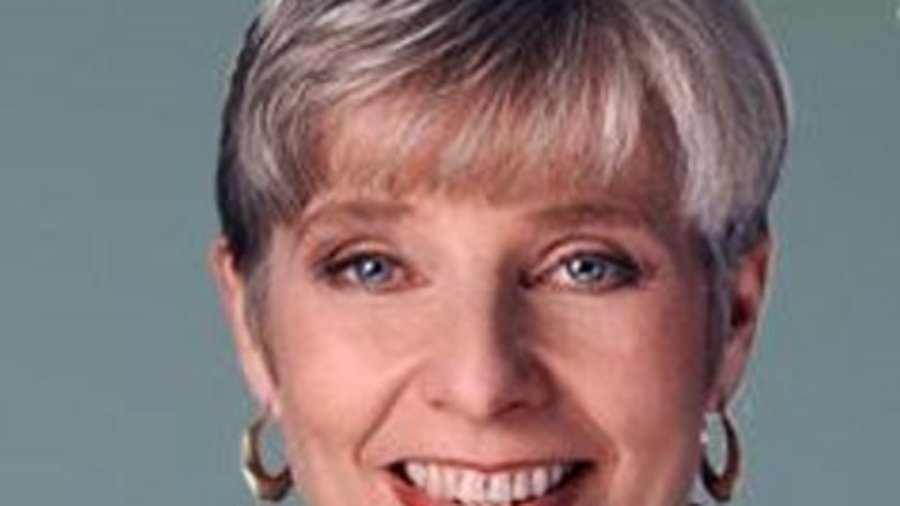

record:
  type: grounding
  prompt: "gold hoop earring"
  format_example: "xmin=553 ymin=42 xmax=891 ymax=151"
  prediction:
xmin=241 ymin=411 xmax=293 ymax=502
xmin=700 ymin=406 xmax=741 ymax=503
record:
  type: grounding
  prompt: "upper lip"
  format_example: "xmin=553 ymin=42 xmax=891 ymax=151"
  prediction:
xmin=387 ymin=457 xmax=594 ymax=473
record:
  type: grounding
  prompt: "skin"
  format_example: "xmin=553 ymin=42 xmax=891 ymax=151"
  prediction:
xmin=211 ymin=140 xmax=771 ymax=506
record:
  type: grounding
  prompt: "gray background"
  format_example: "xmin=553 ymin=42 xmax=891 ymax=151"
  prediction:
xmin=1 ymin=0 xmax=897 ymax=505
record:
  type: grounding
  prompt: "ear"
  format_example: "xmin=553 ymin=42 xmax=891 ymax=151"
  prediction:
xmin=706 ymin=235 xmax=774 ymax=411
xmin=209 ymin=238 xmax=282 ymax=419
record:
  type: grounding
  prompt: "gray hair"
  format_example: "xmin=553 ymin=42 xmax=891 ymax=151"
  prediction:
xmin=217 ymin=0 xmax=790 ymax=286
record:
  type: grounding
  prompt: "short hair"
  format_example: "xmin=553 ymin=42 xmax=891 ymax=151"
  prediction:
xmin=216 ymin=0 xmax=790 ymax=281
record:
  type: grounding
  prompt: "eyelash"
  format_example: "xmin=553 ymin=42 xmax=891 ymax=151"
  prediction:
xmin=528 ymin=250 xmax=642 ymax=293
xmin=319 ymin=250 xmax=412 ymax=292
xmin=317 ymin=247 xmax=643 ymax=294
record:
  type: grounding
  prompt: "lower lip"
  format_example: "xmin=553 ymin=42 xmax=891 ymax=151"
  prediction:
xmin=386 ymin=470 xmax=586 ymax=506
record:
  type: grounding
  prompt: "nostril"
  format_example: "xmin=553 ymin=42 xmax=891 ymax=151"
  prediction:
xmin=418 ymin=340 xmax=552 ymax=421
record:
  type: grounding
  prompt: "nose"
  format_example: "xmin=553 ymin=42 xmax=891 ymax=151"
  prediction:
xmin=418 ymin=281 xmax=552 ymax=422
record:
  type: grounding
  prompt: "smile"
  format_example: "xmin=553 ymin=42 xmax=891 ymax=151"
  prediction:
xmin=387 ymin=459 xmax=592 ymax=505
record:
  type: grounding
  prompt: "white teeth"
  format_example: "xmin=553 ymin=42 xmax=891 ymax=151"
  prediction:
xmin=550 ymin=464 xmax=564 ymax=484
xmin=401 ymin=461 xmax=578 ymax=504
xmin=442 ymin=467 xmax=460 ymax=499
xmin=460 ymin=469 xmax=486 ymax=502
xmin=406 ymin=462 xmax=428 ymax=488
xmin=512 ymin=471 xmax=530 ymax=501
xmin=531 ymin=467 xmax=549 ymax=496
xmin=426 ymin=464 xmax=443 ymax=498
xmin=486 ymin=473 xmax=512 ymax=503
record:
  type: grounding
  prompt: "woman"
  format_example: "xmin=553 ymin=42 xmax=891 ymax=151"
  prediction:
xmin=210 ymin=0 xmax=790 ymax=504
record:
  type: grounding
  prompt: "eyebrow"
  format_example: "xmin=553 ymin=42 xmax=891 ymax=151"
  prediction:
xmin=526 ymin=201 xmax=658 ymax=231
xmin=291 ymin=198 xmax=415 ymax=240
xmin=524 ymin=201 xmax=675 ymax=250
xmin=289 ymin=197 xmax=673 ymax=251
xmin=295 ymin=199 xmax=660 ymax=230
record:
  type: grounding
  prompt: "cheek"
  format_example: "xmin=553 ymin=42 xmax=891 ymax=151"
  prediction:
xmin=263 ymin=282 xmax=426 ymax=458
xmin=535 ymin=289 xmax=708 ymax=498
xmin=540 ymin=290 xmax=708 ymax=411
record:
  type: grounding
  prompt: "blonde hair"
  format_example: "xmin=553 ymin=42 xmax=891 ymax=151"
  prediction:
xmin=217 ymin=0 xmax=790 ymax=280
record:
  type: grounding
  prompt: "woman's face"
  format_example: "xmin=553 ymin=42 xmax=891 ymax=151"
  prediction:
xmin=214 ymin=144 xmax=764 ymax=506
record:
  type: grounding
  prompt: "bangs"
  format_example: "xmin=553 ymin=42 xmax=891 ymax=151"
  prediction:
xmin=317 ymin=67 xmax=656 ymax=203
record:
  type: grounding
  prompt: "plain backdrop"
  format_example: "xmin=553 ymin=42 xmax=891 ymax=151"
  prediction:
xmin=1 ymin=0 xmax=898 ymax=505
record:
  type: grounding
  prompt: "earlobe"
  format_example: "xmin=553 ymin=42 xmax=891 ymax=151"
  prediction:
xmin=708 ymin=236 xmax=774 ymax=409
xmin=209 ymin=238 xmax=281 ymax=418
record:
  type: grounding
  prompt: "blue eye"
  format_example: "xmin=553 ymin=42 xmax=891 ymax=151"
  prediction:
xmin=564 ymin=255 xmax=611 ymax=282
xmin=351 ymin=255 xmax=394 ymax=283
xmin=323 ymin=252 xmax=405 ymax=290
xmin=549 ymin=251 xmax=640 ymax=291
